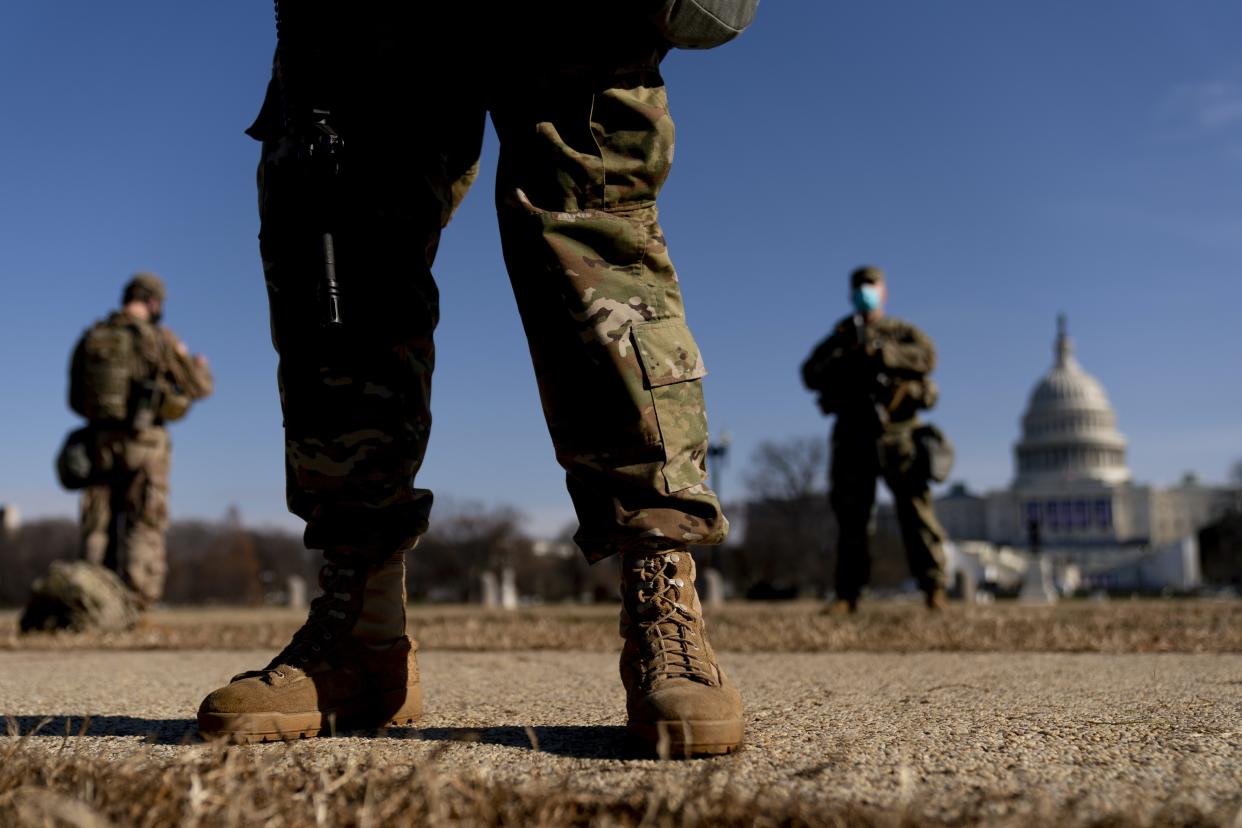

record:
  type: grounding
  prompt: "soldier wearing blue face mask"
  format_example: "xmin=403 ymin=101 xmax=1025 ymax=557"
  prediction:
xmin=801 ymin=266 xmax=947 ymax=613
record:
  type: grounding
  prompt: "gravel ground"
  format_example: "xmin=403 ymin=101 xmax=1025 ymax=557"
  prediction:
xmin=3 ymin=649 xmax=1242 ymax=823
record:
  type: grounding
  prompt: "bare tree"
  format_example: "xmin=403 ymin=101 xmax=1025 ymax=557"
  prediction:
xmin=1 ymin=516 xmax=312 ymax=607
xmin=732 ymin=437 xmax=832 ymax=597
xmin=0 ymin=519 xmax=77 ymax=606
xmin=743 ymin=437 xmax=827 ymax=502
xmin=1231 ymin=458 xmax=1242 ymax=488
xmin=407 ymin=500 xmax=535 ymax=602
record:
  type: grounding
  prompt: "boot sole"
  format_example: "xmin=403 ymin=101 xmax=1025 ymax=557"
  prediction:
xmin=628 ymin=718 xmax=743 ymax=758
xmin=198 ymin=685 xmax=422 ymax=743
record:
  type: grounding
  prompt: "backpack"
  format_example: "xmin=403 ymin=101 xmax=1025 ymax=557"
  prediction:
xmin=70 ymin=320 xmax=139 ymax=422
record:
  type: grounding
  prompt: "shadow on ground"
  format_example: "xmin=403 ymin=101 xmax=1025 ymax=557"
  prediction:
xmin=410 ymin=725 xmax=646 ymax=760
xmin=4 ymin=715 xmax=199 ymax=745
xmin=3 ymin=716 xmax=646 ymax=759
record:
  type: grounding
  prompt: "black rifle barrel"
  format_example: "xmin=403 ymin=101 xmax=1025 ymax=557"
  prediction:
xmin=322 ymin=231 xmax=342 ymax=325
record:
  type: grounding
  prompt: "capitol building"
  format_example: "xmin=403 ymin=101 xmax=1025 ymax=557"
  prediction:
xmin=936 ymin=316 xmax=1239 ymax=564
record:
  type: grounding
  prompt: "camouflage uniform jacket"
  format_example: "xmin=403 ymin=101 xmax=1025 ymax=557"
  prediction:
xmin=70 ymin=311 xmax=214 ymax=426
xmin=801 ymin=315 xmax=938 ymax=429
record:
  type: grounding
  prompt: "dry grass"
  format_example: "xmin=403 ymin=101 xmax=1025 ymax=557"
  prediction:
xmin=3 ymin=599 xmax=1242 ymax=653
xmin=2 ymin=727 xmax=1236 ymax=828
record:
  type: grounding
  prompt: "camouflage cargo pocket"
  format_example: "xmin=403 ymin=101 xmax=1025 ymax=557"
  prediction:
xmin=632 ymin=319 xmax=709 ymax=493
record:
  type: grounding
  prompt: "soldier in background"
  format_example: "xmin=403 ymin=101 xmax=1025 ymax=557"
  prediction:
xmin=196 ymin=3 xmax=752 ymax=756
xmin=68 ymin=273 xmax=213 ymax=608
xmin=801 ymin=266 xmax=947 ymax=613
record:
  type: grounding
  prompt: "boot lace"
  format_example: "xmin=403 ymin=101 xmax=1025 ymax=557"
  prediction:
xmin=629 ymin=552 xmax=717 ymax=687
xmin=261 ymin=563 xmax=358 ymax=674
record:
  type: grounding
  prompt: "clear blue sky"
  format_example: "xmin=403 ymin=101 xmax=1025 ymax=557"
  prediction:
xmin=2 ymin=2 xmax=1239 ymax=537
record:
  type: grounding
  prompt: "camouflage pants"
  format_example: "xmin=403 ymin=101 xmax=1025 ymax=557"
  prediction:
xmin=829 ymin=422 xmax=946 ymax=599
xmin=79 ymin=426 xmax=170 ymax=606
xmin=255 ymin=41 xmax=726 ymax=561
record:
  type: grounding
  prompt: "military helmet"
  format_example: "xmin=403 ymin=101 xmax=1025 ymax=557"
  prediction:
xmin=122 ymin=272 xmax=166 ymax=303
xmin=849 ymin=266 xmax=885 ymax=288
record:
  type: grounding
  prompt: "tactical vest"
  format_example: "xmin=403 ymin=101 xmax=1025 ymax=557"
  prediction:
xmin=70 ymin=318 xmax=156 ymax=425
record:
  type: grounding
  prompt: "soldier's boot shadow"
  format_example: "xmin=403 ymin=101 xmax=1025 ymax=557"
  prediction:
xmin=4 ymin=715 xmax=199 ymax=746
xmin=396 ymin=725 xmax=641 ymax=759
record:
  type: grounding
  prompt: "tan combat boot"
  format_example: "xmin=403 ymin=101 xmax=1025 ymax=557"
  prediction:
xmin=197 ymin=550 xmax=421 ymax=742
xmin=620 ymin=549 xmax=743 ymax=757
xmin=825 ymin=597 xmax=858 ymax=616
xmin=925 ymin=587 xmax=948 ymax=611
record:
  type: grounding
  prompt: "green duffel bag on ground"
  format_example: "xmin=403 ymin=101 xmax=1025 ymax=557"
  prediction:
xmin=649 ymin=0 xmax=760 ymax=49
xmin=20 ymin=561 xmax=142 ymax=634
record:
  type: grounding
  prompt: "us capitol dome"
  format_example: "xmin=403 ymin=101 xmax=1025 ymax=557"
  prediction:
xmin=933 ymin=315 xmax=1238 ymax=555
xmin=1012 ymin=314 xmax=1129 ymax=489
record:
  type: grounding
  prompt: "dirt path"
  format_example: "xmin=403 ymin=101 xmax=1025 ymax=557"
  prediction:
xmin=3 ymin=650 xmax=1242 ymax=824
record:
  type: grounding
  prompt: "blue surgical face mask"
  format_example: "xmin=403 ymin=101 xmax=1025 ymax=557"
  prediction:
xmin=852 ymin=284 xmax=882 ymax=314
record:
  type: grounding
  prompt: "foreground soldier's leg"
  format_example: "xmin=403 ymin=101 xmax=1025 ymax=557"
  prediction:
xmin=198 ymin=550 xmax=419 ymax=741
xmin=195 ymin=133 xmax=443 ymax=738
xmin=197 ymin=45 xmax=485 ymax=740
xmin=492 ymin=46 xmax=739 ymax=756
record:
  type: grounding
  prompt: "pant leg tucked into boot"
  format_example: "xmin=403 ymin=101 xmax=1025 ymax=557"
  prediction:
xmin=197 ymin=551 xmax=421 ymax=742
xmin=620 ymin=549 xmax=743 ymax=757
